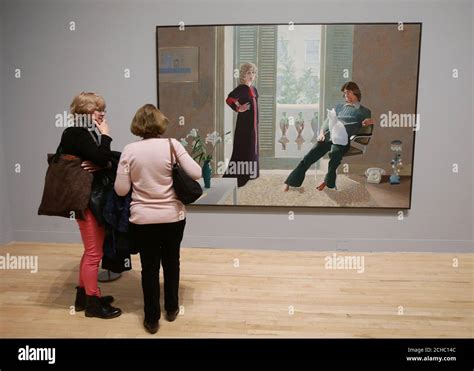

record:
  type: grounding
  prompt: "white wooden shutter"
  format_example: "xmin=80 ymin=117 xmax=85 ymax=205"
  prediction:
xmin=323 ymin=25 xmax=354 ymax=115
xmin=235 ymin=25 xmax=277 ymax=158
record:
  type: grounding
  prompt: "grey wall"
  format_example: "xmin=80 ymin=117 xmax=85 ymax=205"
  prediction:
xmin=0 ymin=0 xmax=13 ymax=245
xmin=0 ymin=0 xmax=472 ymax=252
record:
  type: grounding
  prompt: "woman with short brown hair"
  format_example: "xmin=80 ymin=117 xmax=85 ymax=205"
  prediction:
xmin=130 ymin=103 xmax=169 ymax=138
xmin=115 ymin=104 xmax=201 ymax=334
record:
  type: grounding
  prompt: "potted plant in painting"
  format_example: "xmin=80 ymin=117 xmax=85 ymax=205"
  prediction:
xmin=182 ymin=129 xmax=222 ymax=188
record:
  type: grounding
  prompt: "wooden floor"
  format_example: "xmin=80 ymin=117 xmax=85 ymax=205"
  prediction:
xmin=0 ymin=242 xmax=472 ymax=338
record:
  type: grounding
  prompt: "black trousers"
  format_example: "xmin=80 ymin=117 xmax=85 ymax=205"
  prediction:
xmin=285 ymin=139 xmax=350 ymax=189
xmin=129 ymin=219 xmax=186 ymax=322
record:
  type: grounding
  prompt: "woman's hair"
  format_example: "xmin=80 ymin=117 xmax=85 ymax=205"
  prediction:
xmin=130 ymin=104 xmax=169 ymax=138
xmin=341 ymin=81 xmax=362 ymax=101
xmin=70 ymin=92 xmax=106 ymax=115
xmin=239 ymin=62 xmax=257 ymax=84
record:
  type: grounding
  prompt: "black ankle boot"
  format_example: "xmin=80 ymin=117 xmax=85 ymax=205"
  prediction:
xmin=85 ymin=295 xmax=122 ymax=319
xmin=75 ymin=286 xmax=114 ymax=312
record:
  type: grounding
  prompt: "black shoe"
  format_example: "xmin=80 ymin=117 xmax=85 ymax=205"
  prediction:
xmin=165 ymin=308 xmax=179 ymax=322
xmin=85 ymin=295 xmax=122 ymax=319
xmin=75 ymin=286 xmax=114 ymax=311
xmin=143 ymin=319 xmax=159 ymax=334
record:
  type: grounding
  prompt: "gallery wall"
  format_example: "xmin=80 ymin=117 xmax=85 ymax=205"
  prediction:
xmin=0 ymin=0 xmax=13 ymax=245
xmin=0 ymin=0 xmax=472 ymax=251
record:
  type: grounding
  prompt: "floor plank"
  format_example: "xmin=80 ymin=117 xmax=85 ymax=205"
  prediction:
xmin=0 ymin=242 xmax=472 ymax=338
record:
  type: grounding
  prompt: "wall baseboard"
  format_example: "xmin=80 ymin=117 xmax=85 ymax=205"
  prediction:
xmin=6 ymin=230 xmax=473 ymax=253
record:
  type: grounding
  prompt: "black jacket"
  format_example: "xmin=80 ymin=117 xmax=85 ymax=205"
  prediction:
xmin=59 ymin=127 xmax=116 ymax=223
xmin=59 ymin=127 xmax=113 ymax=168
xmin=101 ymin=189 xmax=134 ymax=273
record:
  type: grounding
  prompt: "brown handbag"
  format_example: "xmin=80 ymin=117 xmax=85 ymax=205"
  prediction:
xmin=37 ymin=144 xmax=93 ymax=220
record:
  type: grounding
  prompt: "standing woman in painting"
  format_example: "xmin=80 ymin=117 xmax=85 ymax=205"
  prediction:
xmin=223 ymin=62 xmax=260 ymax=187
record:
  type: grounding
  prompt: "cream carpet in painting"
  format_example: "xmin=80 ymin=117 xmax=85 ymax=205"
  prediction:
xmin=224 ymin=173 xmax=379 ymax=207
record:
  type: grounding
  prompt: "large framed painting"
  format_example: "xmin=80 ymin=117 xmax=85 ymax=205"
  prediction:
xmin=156 ymin=23 xmax=422 ymax=209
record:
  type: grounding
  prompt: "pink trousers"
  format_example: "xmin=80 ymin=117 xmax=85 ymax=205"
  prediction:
xmin=76 ymin=208 xmax=104 ymax=297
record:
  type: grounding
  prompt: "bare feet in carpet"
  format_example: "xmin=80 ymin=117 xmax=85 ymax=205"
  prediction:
xmin=317 ymin=182 xmax=338 ymax=191
xmin=283 ymin=184 xmax=305 ymax=193
xmin=316 ymin=182 xmax=326 ymax=191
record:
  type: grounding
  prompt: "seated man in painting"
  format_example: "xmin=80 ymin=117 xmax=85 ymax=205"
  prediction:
xmin=283 ymin=81 xmax=374 ymax=192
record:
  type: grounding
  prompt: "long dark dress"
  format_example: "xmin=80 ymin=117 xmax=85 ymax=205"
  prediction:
xmin=223 ymin=84 xmax=260 ymax=187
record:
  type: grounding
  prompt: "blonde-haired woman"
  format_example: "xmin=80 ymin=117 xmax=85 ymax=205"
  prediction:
xmin=114 ymin=104 xmax=201 ymax=334
xmin=223 ymin=62 xmax=260 ymax=187
xmin=60 ymin=92 xmax=121 ymax=319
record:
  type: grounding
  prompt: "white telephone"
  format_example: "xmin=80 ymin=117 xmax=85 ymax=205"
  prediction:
xmin=365 ymin=167 xmax=386 ymax=184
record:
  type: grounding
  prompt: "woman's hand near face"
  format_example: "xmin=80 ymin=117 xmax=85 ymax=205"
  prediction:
xmin=95 ymin=117 xmax=111 ymax=136
xmin=92 ymin=110 xmax=110 ymax=136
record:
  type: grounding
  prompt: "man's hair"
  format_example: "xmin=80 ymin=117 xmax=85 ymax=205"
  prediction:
xmin=341 ymin=81 xmax=362 ymax=101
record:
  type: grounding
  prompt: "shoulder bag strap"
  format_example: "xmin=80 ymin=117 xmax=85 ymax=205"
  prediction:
xmin=168 ymin=138 xmax=179 ymax=166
